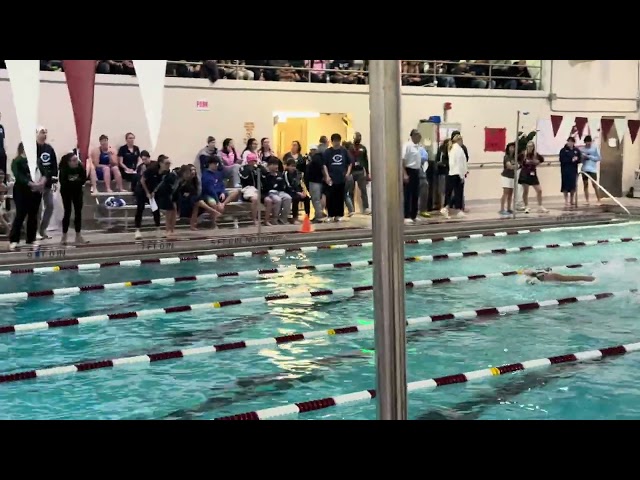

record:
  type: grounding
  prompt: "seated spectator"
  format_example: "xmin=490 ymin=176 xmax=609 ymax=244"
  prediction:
xmin=117 ymin=132 xmax=141 ymax=190
xmin=278 ymin=63 xmax=299 ymax=82
xmin=469 ymin=61 xmax=496 ymax=88
xmin=201 ymin=60 xmax=220 ymax=84
xmin=219 ymin=138 xmax=242 ymax=187
xmin=351 ymin=60 xmax=368 ymax=84
xmin=175 ymin=60 xmax=201 ymax=78
xmin=228 ymin=60 xmax=254 ymax=80
xmin=261 ymin=157 xmax=291 ymax=226
xmin=218 ymin=60 xmax=237 ymax=79
xmin=284 ymin=158 xmax=310 ymax=223
xmin=451 ymin=61 xmax=475 ymax=88
xmin=264 ymin=60 xmax=290 ymax=81
xmin=435 ymin=60 xmax=457 ymax=87
xmin=489 ymin=60 xmax=512 ymax=88
xmin=244 ymin=60 xmax=267 ymax=81
xmin=201 ymin=156 xmax=240 ymax=217
xmin=107 ymin=60 xmax=135 ymax=75
xmin=96 ymin=61 xmax=110 ymax=74
xmin=505 ymin=61 xmax=537 ymax=90
xmin=289 ymin=60 xmax=307 ymax=81
xmin=40 ymin=60 xmax=62 ymax=71
xmin=195 ymin=136 xmax=218 ymax=179
xmin=306 ymin=60 xmax=328 ymax=82
xmin=329 ymin=60 xmax=357 ymax=84
xmin=239 ymin=153 xmax=264 ymax=225
xmin=402 ymin=61 xmax=426 ymax=86
xmin=258 ymin=138 xmax=277 ymax=166
xmin=242 ymin=138 xmax=260 ymax=164
xmin=282 ymin=140 xmax=304 ymax=167
xmin=175 ymin=164 xmax=202 ymax=230
xmin=90 ymin=134 xmax=123 ymax=192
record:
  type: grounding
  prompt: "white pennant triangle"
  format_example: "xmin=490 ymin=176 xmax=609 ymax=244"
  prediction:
xmin=587 ymin=117 xmax=601 ymax=139
xmin=5 ymin=60 xmax=40 ymax=176
xmin=133 ymin=60 xmax=167 ymax=153
xmin=613 ymin=118 xmax=627 ymax=142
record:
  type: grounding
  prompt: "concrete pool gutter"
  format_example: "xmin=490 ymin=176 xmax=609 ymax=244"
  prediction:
xmin=0 ymin=209 xmax=634 ymax=270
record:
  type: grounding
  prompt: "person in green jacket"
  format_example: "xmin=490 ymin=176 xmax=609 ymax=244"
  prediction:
xmin=9 ymin=143 xmax=44 ymax=250
xmin=59 ymin=151 xmax=88 ymax=245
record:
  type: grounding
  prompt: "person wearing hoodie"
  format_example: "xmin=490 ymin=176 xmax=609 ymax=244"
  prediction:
xmin=201 ymin=156 xmax=240 ymax=215
xmin=261 ymin=157 xmax=291 ymax=226
xmin=58 ymin=151 xmax=88 ymax=245
xmin=305 ymin=145 xmax=327 ymax=222
xmin=219 ymin=138 xmax=242 ymax=188
xmin=35 ymin=126 xmax=58 ymax=240
xmin=559 ymin=137 xmax=582 ymax=208
xmin=195 ymin=136 xmax=218 ymax=179
xmin=350 ymin=132 xmax=370 ymax=214
xmin=284 ymin=158 xmax=310 ymax=223
xmin=239 ymin=153 xmax=264 ymax=225
xmin=133 ymin=155 xmax=168 ymax=240
xmin=441 ymin=133 xmax=468 ymax=219
xmin=579 ymin=135 xmax=602 ymax=205
xmin=9 ymin=142 xmax=44 ymax=250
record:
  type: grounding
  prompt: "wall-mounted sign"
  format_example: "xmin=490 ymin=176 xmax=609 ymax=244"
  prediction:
xmin=196 ymin=99 xmax=209 ymax=111
xmin=244 ymin=121 xmax=255 ymax=140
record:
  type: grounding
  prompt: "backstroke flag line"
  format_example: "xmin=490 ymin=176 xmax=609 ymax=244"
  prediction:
xmin=63 ymin=61 xmax=97 ymax=165
xmin=5 ymin=60 xmax=40 ymax=176
xmin=133 ymin=60 xmax=168 ymax=153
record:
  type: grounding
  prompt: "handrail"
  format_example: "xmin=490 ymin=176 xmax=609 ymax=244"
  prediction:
xmin=579 ymin=171 xmax=631 ymax=215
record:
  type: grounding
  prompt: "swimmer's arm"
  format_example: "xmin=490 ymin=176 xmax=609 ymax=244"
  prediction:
xmin=549 ymin=273 xmax=595 ymax=282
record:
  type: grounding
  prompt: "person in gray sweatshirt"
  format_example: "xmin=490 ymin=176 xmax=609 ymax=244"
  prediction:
xmin=194 ymin=136 xmax=218 ymax=179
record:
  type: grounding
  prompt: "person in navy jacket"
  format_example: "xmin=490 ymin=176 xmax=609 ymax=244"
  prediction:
xmin=559 ymin=137 xmax=582 ymax=208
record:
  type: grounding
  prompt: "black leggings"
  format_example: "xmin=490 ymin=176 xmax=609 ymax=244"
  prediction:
xmin=9 ymin=186 xmax=41 ymax=244
xmin=403 ymin=167 xmax=420 ymax=220
xmin=445 ymin=175 xmax=464 ymax=210
xmin=61 ymin=187 xmax=83 ymax=233
xmin=326 ymin=183 xmax=346 ymax=218
xmin=134 ymin=191 xmax=160 ymax=229
xmin=292 ymin=195 xmax=311 ymax=218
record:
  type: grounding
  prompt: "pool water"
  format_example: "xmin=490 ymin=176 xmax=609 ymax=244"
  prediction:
xmin=1 ymin=221 xmax=640 ymax=419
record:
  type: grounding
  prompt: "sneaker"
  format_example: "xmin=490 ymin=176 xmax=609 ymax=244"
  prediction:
xmin=404 ymin=218 xmax=414 ymax=226
xmin=455 ymin=211 xmax=466 ymax=218
xmin=364 ymin=208 xmax=371 ymax=215
xmin=75 ymin=233 xmax=89 ymax=244
xmin=516 ymin=205 xmax=526 ymax=212
xmin=134 ymin=230 xmax=143 ymax=240
xmin=36 ymin=233 xmax=51 ymax=241
xmin=440 ymin=207 xmax=450 ymax=219
xmin=60 ymin=233 xmax=68 ymax=245
xmin=28 ymin=241 xmax=40 ymax=249
xmin=524 ymin=208 xmax=530 ymax=214
xmin=507 ymin=210 xmax=514 ymax=214
xmin=419 ymin=211 xmax=431 ymax=218
xmin=538 ymin=206 xmax=549 ymax=214
xmin=498 ymin=210 xmax=509 ymax=216
xmin=348 ymin=211 xmax=355 ymax=217
xmin=335 ymin=217 xmax=344 ymax=222
xmin=9 ymin=242 xmax=17 ymax=251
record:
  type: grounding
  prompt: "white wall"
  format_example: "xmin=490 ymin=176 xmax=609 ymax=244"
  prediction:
xmin=0 ymin=60 xmax=637 ymax=201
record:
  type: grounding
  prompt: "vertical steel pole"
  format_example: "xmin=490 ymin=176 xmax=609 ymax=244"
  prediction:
xmin=368 ymin=60 xmax=407 ymax=420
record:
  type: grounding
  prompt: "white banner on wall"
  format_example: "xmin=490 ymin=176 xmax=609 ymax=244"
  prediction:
xmin=535 ymin=118 xmax=600 ymax=155
xmin=133 ymin=60 xmax=167 ymax=153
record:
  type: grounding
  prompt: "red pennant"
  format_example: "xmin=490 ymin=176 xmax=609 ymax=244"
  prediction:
xmin=601 ymin=118 xmax=614 ymax=139
xmin=63 ymin=61 xmax=96 ymax=166
xmin=574 ymin=117 xmax=588 ymax=139
xmin=550 ymin=115 xmax=563 ymax=137
xmin=628 ymin=120 xmax=640 ymax=144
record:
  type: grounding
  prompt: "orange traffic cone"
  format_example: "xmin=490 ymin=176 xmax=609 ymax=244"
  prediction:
xmin=300 ymin=214 xmax=314 ymax=233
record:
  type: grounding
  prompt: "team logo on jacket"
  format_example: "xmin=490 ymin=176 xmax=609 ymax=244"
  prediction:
xmin=331 ymin=154 xmax=343 ymax=165
xmin=40 ymin=152 xmax=51 ymax=165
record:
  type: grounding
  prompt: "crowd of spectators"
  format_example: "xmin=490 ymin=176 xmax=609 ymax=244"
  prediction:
xmin=0 ymin=60 xmax=541 ymax=90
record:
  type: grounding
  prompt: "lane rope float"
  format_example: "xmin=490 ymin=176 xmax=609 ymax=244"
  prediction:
xmin=0 ymin=287 xmax=635 ymax=385
xmin=214 ymin=340 xmax=640 ymax=420
xmin=0 ymin=220 xmax=634 ymax=276
xmin=1 ymin=254 xmax=638 ymax=304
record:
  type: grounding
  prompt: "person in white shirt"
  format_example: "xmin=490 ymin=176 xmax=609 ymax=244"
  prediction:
xmin=441 ymin=133 xmax=468 ymax=219
xmin=402 ymin=129 xmax=423 ymax=225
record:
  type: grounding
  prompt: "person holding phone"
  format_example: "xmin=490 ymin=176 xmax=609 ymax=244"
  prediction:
xmin=133 ymin=155 xmax=168 ymax=239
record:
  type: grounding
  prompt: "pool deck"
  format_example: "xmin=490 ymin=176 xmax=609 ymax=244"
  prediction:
xmin=1 ymin=196 xmax=637 ymax=269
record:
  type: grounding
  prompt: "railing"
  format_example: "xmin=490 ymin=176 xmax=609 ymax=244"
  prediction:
xmin=14 ymin=60 xmax=543 ymax=90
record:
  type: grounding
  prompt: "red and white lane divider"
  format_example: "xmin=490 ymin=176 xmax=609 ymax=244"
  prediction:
xmin=0 ymin=288 xmax=635 ymax=385
xmin=215 ymin=340 xmax=640 ymax=420
xmin=2 ymin=254 xmax=638 ymax=304
xmin=0 ymin=221 xmax=633 ymax=276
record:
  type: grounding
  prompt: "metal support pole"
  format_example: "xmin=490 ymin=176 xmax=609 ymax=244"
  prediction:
xmin=257 ymin=165 xmax=262 ymax=235
xmin=369 ymin=60 xmax=407 ymax=420
xmin=512 ymin=111 xmax=521 ymax=220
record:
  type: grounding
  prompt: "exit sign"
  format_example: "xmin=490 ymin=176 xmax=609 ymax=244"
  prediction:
xmin=196 ymin=99 xmax=209 ymax=111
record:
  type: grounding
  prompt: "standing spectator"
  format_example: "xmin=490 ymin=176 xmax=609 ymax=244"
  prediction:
xmin=450 ymin=130 xmax=469 ymax=211
xmin=195 ymin=136 xmax=218 ymax=178
xmin=261 ymin=157 xmax=292 ymax=226
xmin=90 ymin=134 xmax=122 ymax=192
xmin=284 ymin=158 xmax=310 ymax=223
xmin=219 ymin=138 xmax=242 ymax=188
xmin=59 ymin=151 xmax=88 ymax=245
xmin=241 ymin=138 xmax=259 ymax=164
xmin=133 ymin=155 xmax=167 ymax=240
xmin=305 ymin=145 xmax=327 ymax=223
xmin=0 ymin=170 xmax=9 ymax=233
xmin=499 ymin=142 xmax=516 ymax=215
xmin=517 ymin=141 xmax=548 ymax=214
xmin=342 ymin=141 xmax=356 ymax=217
xmin=402 ymin=129 xmax=422 ymax=225
xmin=579 ymin=135 xmax=602 ymax=205
xmin=35 ymin=126 xmax=58 ymax=240
xmin=441 ymin=133 xmax=468 ymax=219
xmin=349 ymin=132 xmax=371 ymax=214
xmin=433 ymin=138 xmax=451 ymax=211
xmin=322 ymin=133 xmax=352 ymax=222
xmin=0 ymin=112 xmax=6 ymax=174
xmin=559 ymin=137 xmax=581 ymax=208
xmin=117 ymin=132 xmax=141 ymax=190
xmin=282 ymin=141 xmax=304 ymax=167
xmin=239 ymin=153 xmax=264 ymax=226
xmin=9 ymin=143 xmax=44 ymax=250
xmin=154 ymin=158 xmax=180 ymax=239
xmin=317 ymin=136 xmax=329 ymax=154
xmin=417 ymin=145 xmax=431 ymax=218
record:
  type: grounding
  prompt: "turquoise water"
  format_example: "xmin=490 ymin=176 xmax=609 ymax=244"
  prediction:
xmin=1 ymin=222 xmax=640 ymax=419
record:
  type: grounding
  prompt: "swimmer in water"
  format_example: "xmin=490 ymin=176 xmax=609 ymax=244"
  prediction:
xmin=521 ymin=268 xmax=595 ymax=283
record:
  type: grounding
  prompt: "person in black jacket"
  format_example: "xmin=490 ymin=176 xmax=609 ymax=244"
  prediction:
xmin=305 ymin=145 xmax=327 ymax=222
xmin=434 ymin=138 xmax=451 ymax=212
xmin=9 ymin=143 xmax=44 ymax=250
xmin=284 ymin=158 xmax=310 ymax=223
xmin=239 ymin=153 xmax=265 ymax=225
xmin=59 ymin=151 xmax=88 ymax=245
xmin=35 ymin=126 xmax=58 ymax=240
xmin=261 ymin=157 xmax=291 ymax=226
